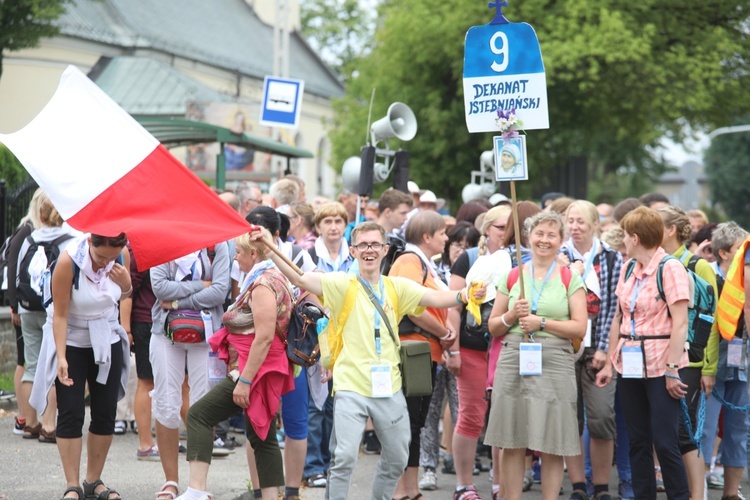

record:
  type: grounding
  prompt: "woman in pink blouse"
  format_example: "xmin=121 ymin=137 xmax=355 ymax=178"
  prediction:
xmin=596 ymin=206 xmax=690 ymax=500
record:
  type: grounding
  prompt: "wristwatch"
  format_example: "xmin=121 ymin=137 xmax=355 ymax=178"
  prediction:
xmin=171 ymin=300 xmax=179 ymax=310
xmin=539 ymin=318 xmax=547 ymax=331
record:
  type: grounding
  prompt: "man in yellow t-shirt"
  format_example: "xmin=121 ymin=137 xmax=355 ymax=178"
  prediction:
xmin=255 ymin=220 xmax=479 ymax=500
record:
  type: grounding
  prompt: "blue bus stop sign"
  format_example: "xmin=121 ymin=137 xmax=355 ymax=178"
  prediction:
xmin=463 ymin=20 xmax=549 ymax=133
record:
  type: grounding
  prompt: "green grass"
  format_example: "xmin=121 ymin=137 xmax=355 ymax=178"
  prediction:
xmin=0 ymin=371 xmax=14 ymax=392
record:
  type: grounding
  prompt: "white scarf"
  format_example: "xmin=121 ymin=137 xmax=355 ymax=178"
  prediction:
xmin=404 ymin=243 xmax=449 ymax=290
xmin=67 ymin=237 xmax=117 ymax=286
xmin=174 ymin=250 xmax=203 ymax=282
xmin=562 ymin=237 xmax=601 ymax=299
xmin=238 ymin=260 xmax=274 ymax=298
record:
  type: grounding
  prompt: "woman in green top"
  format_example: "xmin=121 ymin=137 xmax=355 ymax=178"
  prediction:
xmin=485 ymin=211 xmax=588 ymax=500
xmin=657 ymin=205 xmax=719 ymax=500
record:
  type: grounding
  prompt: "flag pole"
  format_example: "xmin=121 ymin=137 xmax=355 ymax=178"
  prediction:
xmin=509 ymin=180 xmax=528 ymax=341
xmin=259 ymin=237 xmax=304 ymax=276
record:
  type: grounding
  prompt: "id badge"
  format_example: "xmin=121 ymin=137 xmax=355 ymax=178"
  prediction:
xmin=519 ymin=342 xmax=542 ymax=376
xmin=371 ymin=365 xmax=393 ymax=398
xmin=584 ymin=319 xmax=593 ymax=348
xmin=621 ymin=346 xmax=644 ymax=378
xmin=727 ymin=339 xmax=744 ymax=368
xmin=208 ymin=352 xmax=226 ymax=382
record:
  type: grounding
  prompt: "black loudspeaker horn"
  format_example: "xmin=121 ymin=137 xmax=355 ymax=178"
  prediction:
xmin=358 ymin=145 xmax=376 ymax=197
xmin=392 ymin=150 xmax=410 ymax=193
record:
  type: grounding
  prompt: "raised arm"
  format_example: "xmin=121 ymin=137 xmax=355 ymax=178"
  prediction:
xmin=257 ymin=235 xmax=323 ymax=296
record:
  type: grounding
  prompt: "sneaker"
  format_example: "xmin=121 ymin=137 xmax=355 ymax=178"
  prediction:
xmin=213 ymin=436 xmax=238 ymax=453
xmin=13 ymin=417 xmax=25 ymax=435
xmin=178 ymin=444 xmax=187 ymax=453
xmin=592 ymin=493 xmax=613 ymax=500
xmin=618 ymin=480 xmax=635 ymax=500
xmin=442 ymin=457 xmax=456 ymax=475
xmin=453 ymin=485 xmax=482 ymax=500
xmin=0 ymin=389 xmax=15 ymax=401
xmin=708 ymin=471 xmax=725 ymax=490
xmin=305 ymin=474 xmax=326 ymax=488
xmin=212 ymin=437 xmax=234 ymax=456
xmin=418 ymin=468 xmax=437 ymax=490
xmin=362 ymin=430 xmax=381 ymax=454
xmin=136 ymin=445 xmax=160 ymax=461
xmin=523 ymin=471 xmax=534 ymax=492
xmin=569 ymin=489 xmax=589 ymax=500
xmin=114 ymin=420 xmax=127 ymax=435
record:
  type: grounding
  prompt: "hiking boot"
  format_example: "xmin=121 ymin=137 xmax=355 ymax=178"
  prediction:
xmin=418 ymin=468 xmax=437 ymax=490
xmin=362 ymin=430 xmax=381 ymax=454
xmin=442 ymin=457 xmax=456 ymax=474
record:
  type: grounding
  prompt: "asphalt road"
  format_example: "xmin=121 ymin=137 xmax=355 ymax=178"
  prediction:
xmin=0 ymin=399 xmax=736 ymax=499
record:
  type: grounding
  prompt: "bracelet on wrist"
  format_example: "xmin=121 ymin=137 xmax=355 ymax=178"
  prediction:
xmin=500 ymin=313 xmax=512 ymax=328
xmin=450 ymin=350 xmax=461 ymax=356
xmin=122 ymin=285 xmax=133 ymax=296
xmin=664 ymin=373 xmax=681 ymax=381
xmin=238 ymin=376 xmax=252 ymax=385
xmin=666 ymin=363 xmax=679 ymax=369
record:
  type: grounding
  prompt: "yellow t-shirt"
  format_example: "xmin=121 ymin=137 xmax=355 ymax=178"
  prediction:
xmin=321 ymin=273 xmax=426 ymax=397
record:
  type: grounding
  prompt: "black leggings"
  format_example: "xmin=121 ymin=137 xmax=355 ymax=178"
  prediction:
xmin=56 ymin=342 xmax=123 ymax=439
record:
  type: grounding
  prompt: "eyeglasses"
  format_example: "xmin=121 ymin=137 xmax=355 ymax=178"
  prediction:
xmin=491 ymin=224 xmax=507 ymax=231
xmin=353 ymin=242 xmax=385 ymax=252
xmin=450 ymin=242 xmax=470 ymax=251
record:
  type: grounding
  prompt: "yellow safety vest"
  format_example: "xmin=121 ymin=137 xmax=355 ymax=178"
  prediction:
xmin=716 ymin=237 xmax=750 ymax=340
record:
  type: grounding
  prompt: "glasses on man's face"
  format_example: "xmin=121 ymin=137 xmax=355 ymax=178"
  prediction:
xmin=450 ymin=242 xmax=470 ymax=251
xmin=353 ymin=242 xmax=385 ymax=252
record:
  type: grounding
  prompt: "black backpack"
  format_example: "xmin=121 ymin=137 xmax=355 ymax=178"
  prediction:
xmin=17 ymin=234 xmax=74 ymax=311
xmin=278 ymin=291 xmax=327 ymax=367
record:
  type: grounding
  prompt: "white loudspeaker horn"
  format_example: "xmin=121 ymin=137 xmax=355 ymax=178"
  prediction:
xmin=371 ymin=102 xmax=418 ymax=142
xmin=341 ymin=156 xmax=361 ymax=193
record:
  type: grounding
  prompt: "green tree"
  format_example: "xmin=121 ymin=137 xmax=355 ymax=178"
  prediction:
xmin=0 ymin=145 xmax=31 ymax=189
xmin=300 ymin=0 xmax=376 ymax=79
xmin=329 ymin=0 xmax=750 ymax=205
xmin=0 ymin=0 xmax=71 ymax=81
xmin=705 ymin=125 xmax=750 ymax=228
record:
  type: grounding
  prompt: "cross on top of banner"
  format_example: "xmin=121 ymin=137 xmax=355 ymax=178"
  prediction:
xmin=488 ymin=0 xmax=510 ymax=24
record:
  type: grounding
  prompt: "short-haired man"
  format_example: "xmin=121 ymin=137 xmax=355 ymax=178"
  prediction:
xmin=235 ymin=181 xmax=263 ymax=218
xmin=283 ymin=174 xmax=306 ymax=202
xmin=377 ymin=189 xmax=412 ymax=235
xmin=253 ymin=221 xmax=482 ymax=500
xmin=269 ymin=178 xmax=300 ymax=214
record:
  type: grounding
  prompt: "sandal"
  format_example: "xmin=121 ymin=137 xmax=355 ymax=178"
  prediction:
xmin=38 ymin=427 xmax=57 ymax=443
xmin=82 ymin=479 xmax=122 ymax=500
xmin=62 ymin=486 xmax=84 ymax=500
xmin=155 ymin=481 xmax=180 ymax=499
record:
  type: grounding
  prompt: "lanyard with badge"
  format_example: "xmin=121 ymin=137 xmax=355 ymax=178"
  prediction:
xmin=361 ymin=277 xmax=394 ymax=398
xmin=622 ymin=277 xmax=647 ymax=378
xmin=519 ymin=262 xmax=556 ymax=376
xmin=581 ymin=240 xmax=598 ymax=348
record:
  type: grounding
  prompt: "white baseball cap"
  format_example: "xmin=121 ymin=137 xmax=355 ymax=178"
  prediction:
xmin=407 ymin=181 xmax=420 ymax=194
xmin=489 ymin=193 xmax=510 ymax=205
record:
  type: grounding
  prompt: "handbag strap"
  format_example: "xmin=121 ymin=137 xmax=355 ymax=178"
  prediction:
xmin=357 ymin=275 xmax=399 ymax=346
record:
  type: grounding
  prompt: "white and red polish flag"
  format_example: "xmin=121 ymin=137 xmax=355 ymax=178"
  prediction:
xmin=0 ymin=65 xmax=250 ymax=271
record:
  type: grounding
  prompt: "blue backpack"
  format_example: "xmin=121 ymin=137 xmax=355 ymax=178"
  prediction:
xmin=624 ymin=254 xmax=715 ymax=363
